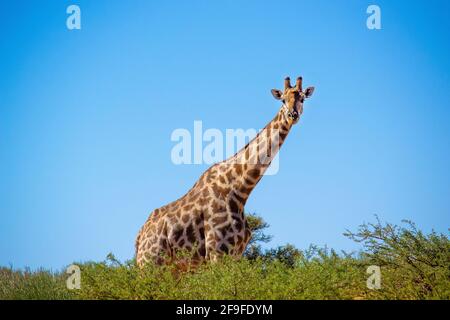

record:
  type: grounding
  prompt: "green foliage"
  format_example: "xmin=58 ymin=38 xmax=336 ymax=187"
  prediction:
xmin=344 ymin=216 xmax=450 ymax=299
xmin=243 ymin=213 xmax=272 ymax=258
xmin=245 ymin=213 xmax=273 ymax=246
xmin=70 ymin=249 xmax=369 ymax=300
xmin=262 ymin=244 xmax=302 ymax=268
xmin=0 ymin=217 xmax=448 ymax=300
xmin=0 ymin=267 xmax=75 ymax=300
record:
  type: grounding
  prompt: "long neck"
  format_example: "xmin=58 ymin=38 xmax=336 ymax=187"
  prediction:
xmin=224 ymin=105 xmax=294 ymax=203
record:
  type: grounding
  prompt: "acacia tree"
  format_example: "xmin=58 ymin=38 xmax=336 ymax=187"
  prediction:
xmin=243 ymin=213 xmax=272 ymax=259
xmin=243 ymin=213 xmax=302 ymax=267
xmin=344 ymin=216 xmax=450 ymax=299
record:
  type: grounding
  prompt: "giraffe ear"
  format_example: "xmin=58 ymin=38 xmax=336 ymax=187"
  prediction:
xmin=304 ymin=87 xmax=315 ymax=98
xmin=271 ymin=89 xmax=283 ymax=100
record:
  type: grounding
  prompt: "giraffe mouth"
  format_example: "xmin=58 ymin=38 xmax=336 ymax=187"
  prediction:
xmin=283 ymin=104 xmax=300 ymax=123
xmin=290 ymin=111 xmax=299 ymax=122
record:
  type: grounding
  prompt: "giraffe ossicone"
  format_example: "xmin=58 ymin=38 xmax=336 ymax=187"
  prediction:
xmin=136 ymin=76 xmax=315 ymax=267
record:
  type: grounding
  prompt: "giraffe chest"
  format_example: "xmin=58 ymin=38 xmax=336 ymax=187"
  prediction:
xmin=207 ymin=212 xmax=251 ymax=253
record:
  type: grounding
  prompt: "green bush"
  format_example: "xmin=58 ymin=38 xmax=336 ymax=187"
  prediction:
xmin=0 ymin=218 xmax=448 ymax=300
xmin=0 ymin=267 xmax=75 ymax=300
xmin=344 ymin=216 xmax=450 ymax=299
xmin=74 ymin=249 xmax=367 ymax=300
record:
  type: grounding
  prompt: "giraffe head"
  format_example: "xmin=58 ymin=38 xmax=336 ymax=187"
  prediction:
xmin=271 ymin=76 xmax=315 ymax=124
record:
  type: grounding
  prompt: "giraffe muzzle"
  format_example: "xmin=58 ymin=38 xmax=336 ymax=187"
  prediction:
xmin=289 ymin=110 xmax=299 ymax=123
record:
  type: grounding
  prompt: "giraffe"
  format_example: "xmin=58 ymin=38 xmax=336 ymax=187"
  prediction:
xmin=135 ymin=76 xmax=315 ymax=267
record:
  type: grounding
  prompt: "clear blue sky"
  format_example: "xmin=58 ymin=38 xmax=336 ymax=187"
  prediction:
xmin=1 ymin=0 xmax=449 ymax=269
